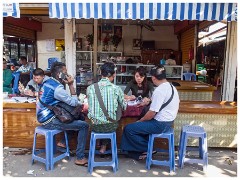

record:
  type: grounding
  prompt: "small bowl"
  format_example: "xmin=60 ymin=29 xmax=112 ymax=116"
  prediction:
xmin=3 ymin=92 xmax=8 ymax=99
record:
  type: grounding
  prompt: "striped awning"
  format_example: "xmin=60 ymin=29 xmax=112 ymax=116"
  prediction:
xmin=49 ymin=3 xmax=237 ymax=21
xmin=3 ymin=3 xmax=20 ymax=18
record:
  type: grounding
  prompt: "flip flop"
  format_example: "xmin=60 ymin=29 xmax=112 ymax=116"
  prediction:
xmin=75 ymin=162 xmax=88 ymax=167
xmin=142 ymin=150 xmax=157 ymax=155
xmin=138 ymin=154 xmax=147 ymax=160
xmin=57 ymin=142 xmax=66 ymax=148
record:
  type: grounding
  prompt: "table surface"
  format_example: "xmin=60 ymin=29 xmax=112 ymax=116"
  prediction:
xmin=168 ymin=80 xmax=217 ymax=91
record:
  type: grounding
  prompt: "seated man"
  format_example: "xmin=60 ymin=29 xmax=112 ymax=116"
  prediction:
xmin=16 ymin=56 xmax=31 ymax=73
xmin=36 ymin=62 xmax=89 ymax=166
xmin=121 ymin=65 xmax=180 ymax=160
xmin=18 ymin=68 xmax=49 ymax=97
xmin=87 ymin=62 xmax=127 ymax=153
xmin=3 ymin=58 xmax=13 ymax=94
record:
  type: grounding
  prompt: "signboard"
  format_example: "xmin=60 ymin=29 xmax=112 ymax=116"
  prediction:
xmin=55 ymin=39 xmax=65 ymax=51
xmin=3 ymin=3 xmax=14 ymax=12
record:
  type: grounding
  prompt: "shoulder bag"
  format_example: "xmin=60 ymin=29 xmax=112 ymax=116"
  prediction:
xmin=39 ymin=98 xmax=85 ymax=124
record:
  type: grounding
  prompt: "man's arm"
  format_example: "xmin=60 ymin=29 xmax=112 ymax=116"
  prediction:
xmin=138 ymin=110 xmax=156 ymax=122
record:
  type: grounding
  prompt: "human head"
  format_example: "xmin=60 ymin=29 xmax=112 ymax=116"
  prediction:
xmin=3 ymin=58 xmax=7 ymax=70
xmin=19 ymin=56 xmax=27 ymax=65
xmin=32 ymin=68 xmax=45 ymax=85
xmin=150 ymin=65 xmax=166 ymax=80
xmin=169 ymin=54 xmax=175 ymax=59
xmin=133 ymin=66 xmax=147 ymax=85
xmin=50 ymin=62 xmax=67 ymax=83
xmin=100 ymin=62 xmax=116 ymax=78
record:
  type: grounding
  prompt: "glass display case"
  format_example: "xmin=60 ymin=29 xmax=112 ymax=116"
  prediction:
xmin=164 ymin=65 xmax=183 ymax=80
xmin=76 ymin=51 xmax=93 ymax=73
xmin=97 ymin=51 xmax=122 ymax=62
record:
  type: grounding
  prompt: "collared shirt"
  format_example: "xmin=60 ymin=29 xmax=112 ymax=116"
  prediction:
xmin=87 ymin=78 xmax=127 ymax=124
xmin=16 ymin=63 xmax=31 ymax=73
xmin=25 ymin=75 xmax=50 ymax=92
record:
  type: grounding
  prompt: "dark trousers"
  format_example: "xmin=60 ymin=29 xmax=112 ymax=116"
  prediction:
xmin=120 ymin=119 xmax=173 ymax=160
xmin=91 ymin=122 xmax=118 ymax=145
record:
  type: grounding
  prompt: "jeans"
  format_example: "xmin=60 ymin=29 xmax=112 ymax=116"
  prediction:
xmin=121 ymin=119 xmax=173 ymax=154
xmin=42 ymin=118 xmax=89 ymax=160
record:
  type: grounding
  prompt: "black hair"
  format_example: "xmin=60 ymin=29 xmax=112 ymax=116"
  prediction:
xmin=133 ymin=66 xmax=148 ymax=95
xmin=50 ymin=62 xmax=66 ymax=78
xmin=150 ymin=65 xmax=166 ymax=80
xmin=19 ymin=56 xmax=27 ymax=61
xmin=169 ymin=54 xmax=175 ymax=59
xmin=33 ymin=68 xmax=44 ymax=76
xmin=101 ymin=62 xmax=116 ymax=77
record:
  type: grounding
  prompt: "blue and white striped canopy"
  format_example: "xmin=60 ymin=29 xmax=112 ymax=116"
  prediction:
xmin=3 ymin=3 xmax=20 ymax=18
xmin=49 ymin=3 xmax=237 ymax=21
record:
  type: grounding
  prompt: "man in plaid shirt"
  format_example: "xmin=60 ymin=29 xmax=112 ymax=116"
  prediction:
xmin=87 ymin=62 xmax=127 ymax=153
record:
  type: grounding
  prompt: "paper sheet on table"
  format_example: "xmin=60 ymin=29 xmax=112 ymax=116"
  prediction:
xmin=3 ymin=97 xmax=36 ymax=103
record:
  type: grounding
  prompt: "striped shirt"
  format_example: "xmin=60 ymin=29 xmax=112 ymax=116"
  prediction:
xmin=87 ymin=78 xmax=127 ymax=124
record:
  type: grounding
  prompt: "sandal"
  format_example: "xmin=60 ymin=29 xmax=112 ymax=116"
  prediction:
xmin=142 ymin=150 xmax=157 ymax=155
xmin=75 ymin=158 xmax=88 ymax=167
xmin=57 ymin=142 xmax=66 ymax=148
xmin=138 ymin=154 xmax=147 ymax=160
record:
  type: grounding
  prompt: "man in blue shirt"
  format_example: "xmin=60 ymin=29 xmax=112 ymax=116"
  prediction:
xmin=36 ymin=62 xmax=89 ymax=167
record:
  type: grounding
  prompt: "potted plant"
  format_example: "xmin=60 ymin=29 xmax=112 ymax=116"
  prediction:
xmin=111 ymin=34 xmax=122 ymax=51
xmin=85 ymin=34 xmax=93 ymax=49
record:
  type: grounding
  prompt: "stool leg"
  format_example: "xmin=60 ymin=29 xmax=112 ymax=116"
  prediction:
xmin=180 ymin=132 xmax=187 ymax=169
xmin=202 ymin=133 xmax=208 ymax=172
xmin=146 ymin=135 xmax=154 ymax=170
xmin=45 ymin=133 xmax=51 ymax=171
xmin=64 ymin=131 xmax=70 ymax=160
xmin=113 ymin=133 xmax=118 ymax=171
xmin=89 ymin=134 xmax=97 ymax=174
xmin=111 ymin=135 xmax=117 ymax=173
xmin=49 ymin=132 xmax=55 ymax=170
xmin=31 ymin=132 xmax=37 ymax=164
xmin=170 ymin=133 xmax=175 ymax=172
xmin=88 ymin=133 xmax=94 ymax=173
xmin=178 ymin=129 xmax=183 ymax=167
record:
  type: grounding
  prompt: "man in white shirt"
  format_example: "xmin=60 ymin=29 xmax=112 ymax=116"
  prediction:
xmin=120 ymin=65 xmax=180 ymax=160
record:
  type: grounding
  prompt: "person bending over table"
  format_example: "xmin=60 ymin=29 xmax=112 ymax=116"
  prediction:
xmin=124 ymin=66 xmax=154 ymax=101
xmin=120 ymin=65 xmax=180 ymax=160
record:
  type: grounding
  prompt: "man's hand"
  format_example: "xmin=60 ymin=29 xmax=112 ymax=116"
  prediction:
xmin=18 ymin=82 xmax=25 ymax=93
xmin=24 ymin=89 xmax=34 ymax=96
xmin=63 ymin=74 xmax=74 ymax=85
xmin=137 ymin=97 xmax=151 ymax=107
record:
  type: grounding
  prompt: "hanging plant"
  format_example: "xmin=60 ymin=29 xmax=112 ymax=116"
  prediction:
xmin=111 ymin=34 xmax=122 ymax=48
xmin=85 ymin=33 xmax=94 ymax=46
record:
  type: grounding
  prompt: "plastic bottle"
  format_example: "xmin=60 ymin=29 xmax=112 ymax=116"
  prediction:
xmin=160 ymin=58 xmax=165 ymax=65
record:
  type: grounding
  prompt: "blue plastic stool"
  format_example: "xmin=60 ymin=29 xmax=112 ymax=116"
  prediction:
xmin=178 ymin=125 xmax=208 ymax=171
xmin=88 ymin=132 xmax=118 ymax=174
xmin=146 ymin=128 xmax=175 ymax=173
xmin=31 ymin=126 xmax=70 ymax=170
xmin=183 ymin=73 xmax=196 ymax=81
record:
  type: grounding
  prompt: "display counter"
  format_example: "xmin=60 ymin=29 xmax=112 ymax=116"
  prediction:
xmin=3 ymin=101 xmax=237 ymax=149
xmin=168 ymin=80 xmax=217 ymax=101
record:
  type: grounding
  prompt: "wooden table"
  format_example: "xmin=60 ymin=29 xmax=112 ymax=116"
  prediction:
xmin=3 ymin=101 xmax=237 ymax=149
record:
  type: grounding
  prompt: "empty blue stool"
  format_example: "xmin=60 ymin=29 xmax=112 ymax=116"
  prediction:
xmin=146 ymin=128 xmax=175 ymax=173
xmin=183 ymin=73 xmax=196 ymax=81
xmin=88 ymin=132 xmax=118 ymax=174
xmin=178 ymin=125 xmax=208 ymax=171
xmin=31 ymin=126 xmax=70 ymax=170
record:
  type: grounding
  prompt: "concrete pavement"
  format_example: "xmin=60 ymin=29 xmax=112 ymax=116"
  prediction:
xmin=2 ymin=147 xmax=237 ymax=177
